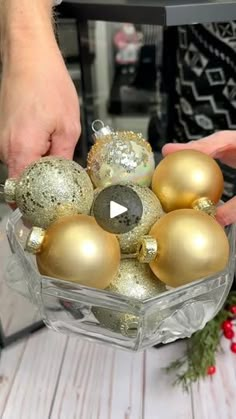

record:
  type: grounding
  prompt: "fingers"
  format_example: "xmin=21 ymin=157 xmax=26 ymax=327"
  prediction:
xmin=162 ymin=131 xmax=236 ymax=167
xmin=8 ymin=153 xmax=40 ymax=179
xmin=50 ymin=121 xmax=81 ymax=160
xmin=3 ymin=118 xmax=81 ymax=178
xmin=6 ymin=133 xmax=50 ymax=178
xmin=216 ymin=197 xmax=236 ymax=227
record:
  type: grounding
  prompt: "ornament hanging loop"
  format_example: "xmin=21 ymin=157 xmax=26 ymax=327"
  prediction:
xmin=91 ymin=119 xmax=105 ymax=133
xmin=91 ymin=119 xmax=114 ymax=142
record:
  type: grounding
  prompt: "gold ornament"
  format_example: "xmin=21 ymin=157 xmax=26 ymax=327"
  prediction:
xmin=93 ymin=259 xmax=166 ymax=337
xmin=117 ymin=184 xmax=164 ymax=253
xmin=87 ymin=124 xmax=155 ymax=188
xmin=138 ymin=209 xmax=229 ymax=288
xmin=152 ymin=150 xmax=224 ymax=214
xmin=4 ymin=157 xmax=94 ymax=228
xmin=25 ymin=214 xmax=120 ymax=289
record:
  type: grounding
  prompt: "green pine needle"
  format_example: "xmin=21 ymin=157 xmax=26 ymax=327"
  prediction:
xmin=165 ymin=291 xmax=236 ymax=392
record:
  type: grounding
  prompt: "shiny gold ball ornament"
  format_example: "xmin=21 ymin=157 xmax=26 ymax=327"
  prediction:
xmin=138 ymin=209 xmax=229 ymax=288
xmin=4 ymin=157 xmax=94 ymax=228
xmin=87 ymin=121 xmax=155 ymax=188
xmin=25 ymin=214 xmax=120 ymax=289
xmin=117 ymin=184 xmax=164 ymax=253
xmin=151 ymin=150 xmax=224 ymax=214
xmin=93 ymin=259 xmax=166 ymax=337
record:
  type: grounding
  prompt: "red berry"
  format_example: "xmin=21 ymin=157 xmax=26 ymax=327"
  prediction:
xmin=221 ymin=320 xmax=233 ymax=331
xmin=224 ymin=328 xmax=234 ymax=339
xmin=230 ymin=306 xmax=236 ymax=315
xmin=230 ymin=343 xmax=236 ymax=353
xmin=207 ymin=366 xmax=216 ymax=375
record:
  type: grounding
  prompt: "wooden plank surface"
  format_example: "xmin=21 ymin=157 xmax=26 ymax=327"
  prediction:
xmin=0 ymin=328 xmax=236 ymax=419
xmin=192 ymin=339 xmax=236 ymax=419
xmin=1 ymin=330 xmax=68 ymax=419
xmin=0 ymin=340 xmax=27 ymax=417
xmin=143 ymin=343 xmax=193 ymax=419
xmin=51 ymin=339 xmax=144 ymax=419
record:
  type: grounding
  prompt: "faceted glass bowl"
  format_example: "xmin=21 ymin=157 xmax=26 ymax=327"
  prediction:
xmin=5 ymin=209 xmax=236 ymax=351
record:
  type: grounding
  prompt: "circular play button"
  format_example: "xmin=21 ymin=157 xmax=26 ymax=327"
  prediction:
xmin=93 ymin=185 xmax=143 ymax=234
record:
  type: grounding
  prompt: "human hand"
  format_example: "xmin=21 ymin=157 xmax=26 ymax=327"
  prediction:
xmin=162 ymin=131 xmax=236 ymax=226
xmin=0 ymin=1 xmax=80 ymax=179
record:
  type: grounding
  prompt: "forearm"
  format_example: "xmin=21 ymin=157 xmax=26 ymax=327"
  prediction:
xmin=0 ymin=0 xmax=57 ymax=66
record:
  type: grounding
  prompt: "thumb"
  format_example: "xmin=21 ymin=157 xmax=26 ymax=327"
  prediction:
xmin=216 ymin=197 xmax=236 ymax=226
xmin=162 ymin=142 xmax=195 ymax=156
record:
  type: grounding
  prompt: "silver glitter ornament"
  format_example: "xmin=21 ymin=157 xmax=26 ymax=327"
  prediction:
xmin=87 ymin=123 xmax=155 ymax=188
xmin=4 ymin=157 xmax=94 ymax=228
xmin=93 ymin=259 xmax=166 ymax=337
xmin=117 ymin=184 xmax=164 ymax=253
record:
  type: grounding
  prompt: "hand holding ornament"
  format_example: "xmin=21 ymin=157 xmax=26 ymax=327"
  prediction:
xmin=0 ymin=0 xmax=80 ymax=179
xmin=162 ymin=131 xmax=236 ymax=226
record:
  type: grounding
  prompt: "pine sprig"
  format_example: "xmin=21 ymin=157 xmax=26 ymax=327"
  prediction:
xmin=165 ymin=291 xmax=236 ymax=392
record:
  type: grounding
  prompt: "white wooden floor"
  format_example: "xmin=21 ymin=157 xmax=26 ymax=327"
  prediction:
xmin=0 ymin=330 xmax=236 ymax=419
xmin=0 ymin=205 xmax=236 ymax=419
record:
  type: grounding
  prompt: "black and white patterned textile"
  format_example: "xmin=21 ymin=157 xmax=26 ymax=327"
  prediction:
xmin=171 ymin=23 xmax=236 ymax=201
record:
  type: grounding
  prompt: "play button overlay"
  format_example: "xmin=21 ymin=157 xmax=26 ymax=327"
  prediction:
xmin=110 ymin=201 xmax=128 ymax=219
xmin=93 ymin=185 xmax=143 ymax=234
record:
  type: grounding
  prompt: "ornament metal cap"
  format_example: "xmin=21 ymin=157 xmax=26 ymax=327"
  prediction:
xmin=120 ymin=315 xmax=139 ymax=338
xmin=91 ymin=119 xmax=114 ymax=141
xmin=25 ymin=227 xmax=46 ymax=254
xmin=192 ymin=197 xmax=216 ymax=217
xmin=137 ymin=236 xmax=158 ymax=263
xmin=4 ymin=179 xmax=17 ymax=204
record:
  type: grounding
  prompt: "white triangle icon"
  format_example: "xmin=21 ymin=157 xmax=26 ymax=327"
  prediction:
xmin=110 ymin=201 xmax=128 ymax=219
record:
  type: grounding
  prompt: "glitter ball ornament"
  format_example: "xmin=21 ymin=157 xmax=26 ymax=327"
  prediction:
xmin=25 ymin=214 xmax=120 ymax=289
xmin=152 ymin=150 xmax=224 ymax=215
xmin=4 ymin=157 xmax=94 ymax=228
xmin=93 ymin=259 xmax=166 ymax=337
xmin=87 ymin=121 xmax=155 ymax=188
xmin=117 ymin=184 xmax=164 ymax=253
xmin=138 ymin=209 xmax=229 ymax=288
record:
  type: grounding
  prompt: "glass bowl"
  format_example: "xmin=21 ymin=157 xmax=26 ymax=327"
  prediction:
xmin=4 ymin=209 xmax=236 ymax=352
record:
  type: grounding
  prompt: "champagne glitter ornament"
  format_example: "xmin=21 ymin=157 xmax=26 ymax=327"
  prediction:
xmin=138 ymin=209 xmax=229 ymax=288
xmin=152 ymin=150 xmax=224 ymax=215
xmin=93 ymin=259 xmax=166 ymax=337
xmin=87 ymin=120 xmax=155 ymax=188
xmin=117 ymin=184 xmax=164 ymax=253
xmin=4 ymin=157 xmax=94 ymax=228
xmin=25 ymin=214 xmax=120 ymax=289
